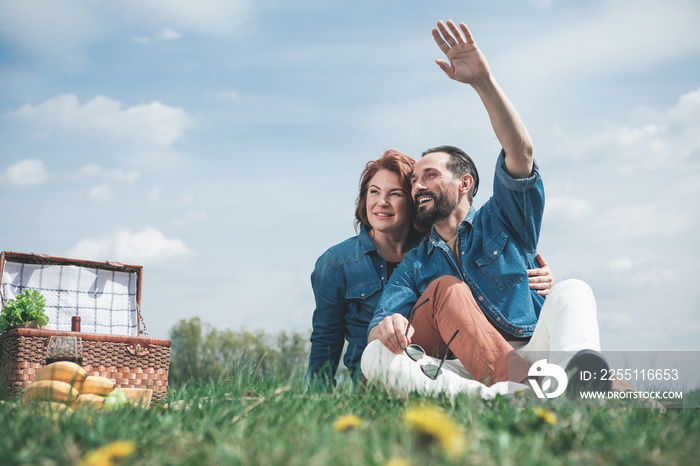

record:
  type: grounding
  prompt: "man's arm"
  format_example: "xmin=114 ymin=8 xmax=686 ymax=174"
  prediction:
xmin=367 ymin=260 xmax=420 ymax=354
xmin=432 ymin=20 xmax=534 ymax=179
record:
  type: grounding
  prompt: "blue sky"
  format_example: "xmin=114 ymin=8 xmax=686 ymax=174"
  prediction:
xmin=1 ymin=0 xmax=699 ymax=351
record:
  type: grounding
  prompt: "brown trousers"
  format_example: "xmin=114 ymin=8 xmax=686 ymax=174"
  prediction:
xmin=409 ymin=275 xmax=531 ymax=384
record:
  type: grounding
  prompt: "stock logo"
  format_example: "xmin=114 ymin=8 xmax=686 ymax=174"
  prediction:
xmin=528 ymin=359 xmax=568 ymax=399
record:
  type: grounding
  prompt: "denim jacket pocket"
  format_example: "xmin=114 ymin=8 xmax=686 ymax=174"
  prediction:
xmin=346 ymin=281 xmax=383 ymax=319
xmin=346 ymin=280 xmax=382 ymax=300
xmin=474 ymin=231 xmax=526 ymax=291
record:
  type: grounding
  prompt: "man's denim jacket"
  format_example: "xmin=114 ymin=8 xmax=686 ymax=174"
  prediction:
xmin=369 ymin=151 xmax=546 ymax=338
xmin=307 ymin=226 xmax=420 ymax=386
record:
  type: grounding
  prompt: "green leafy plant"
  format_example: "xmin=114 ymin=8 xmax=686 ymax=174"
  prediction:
xmin=0 ymin=289 xmax=49 ymax=333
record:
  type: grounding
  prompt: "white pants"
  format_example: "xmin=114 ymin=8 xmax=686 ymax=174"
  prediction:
xmin=514 ymin=279 xmax=601 ymax=368
xmin=360 ymin=339 xmax=529 ymax=399
xmin=360 ymin=279 xmax=600 ymax=398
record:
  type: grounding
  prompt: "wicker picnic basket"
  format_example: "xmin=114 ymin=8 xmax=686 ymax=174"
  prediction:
xmin=0 ymin=251 xmax=171 ymax=405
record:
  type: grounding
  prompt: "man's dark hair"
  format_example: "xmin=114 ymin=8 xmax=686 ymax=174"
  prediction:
xmin=421 ymin=145 xmax=480 ymax=202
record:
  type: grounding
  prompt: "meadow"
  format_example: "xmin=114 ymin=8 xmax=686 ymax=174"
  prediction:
xmin=2 ymin=371 xmax=699 ymax=466
xmin=2 ymin=321 xmax=699 ymax=465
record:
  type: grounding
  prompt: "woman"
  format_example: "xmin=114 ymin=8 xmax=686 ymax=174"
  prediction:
xmin=306 ymin=149 xmax=553 ymax=388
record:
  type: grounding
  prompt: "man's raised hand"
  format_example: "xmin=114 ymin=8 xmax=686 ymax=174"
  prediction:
xmin=432 ymin=20 xmax=491 ymax=86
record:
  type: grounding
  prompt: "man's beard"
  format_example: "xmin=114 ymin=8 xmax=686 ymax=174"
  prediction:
xmin=414 ymin=189 xmax=459 ymax=227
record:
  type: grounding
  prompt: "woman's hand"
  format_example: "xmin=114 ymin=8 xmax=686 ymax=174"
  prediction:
xmin=528 ymin=253 xmax=555 ymax=296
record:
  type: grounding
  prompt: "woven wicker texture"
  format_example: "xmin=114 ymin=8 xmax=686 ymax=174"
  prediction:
xmin=0 ymin=329 xmax=170 ymax=405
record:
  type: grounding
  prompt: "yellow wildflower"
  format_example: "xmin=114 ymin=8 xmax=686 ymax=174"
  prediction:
xmin=384 ymin=457 xmax=411 ymax=466
xmin=534 ymin=407 xmax=557 ymax=426
xmin=80 ymin=440 xmax=136 ymax=466
xmin=333 ymin=414 xmax=362 ymax=431
xmin=402 ymin=404 xmax=466 ymax=456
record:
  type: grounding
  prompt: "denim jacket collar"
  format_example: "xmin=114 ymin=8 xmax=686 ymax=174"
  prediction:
xmin=426 ymin=206 xmax=477 ymax=255
xmin=359 ymin=225 xmax=424 ymax=257
xmin=358 ymin=225 xmax=378 ymax=255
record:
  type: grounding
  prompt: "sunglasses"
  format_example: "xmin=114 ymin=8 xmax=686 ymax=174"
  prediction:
xmin=403 ymin=298 xmax=460 ymax=380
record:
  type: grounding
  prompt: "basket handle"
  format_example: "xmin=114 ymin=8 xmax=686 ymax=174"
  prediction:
xmin=137 ymin=304 xmax=149 ymax=337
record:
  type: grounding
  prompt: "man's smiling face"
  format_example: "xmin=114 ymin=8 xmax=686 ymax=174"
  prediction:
xmin=411 ymin=152 xmax=461 ymax=226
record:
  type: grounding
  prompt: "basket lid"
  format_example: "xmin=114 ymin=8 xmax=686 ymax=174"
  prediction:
xmin=1 ymin=251 xmax=143 ymax=337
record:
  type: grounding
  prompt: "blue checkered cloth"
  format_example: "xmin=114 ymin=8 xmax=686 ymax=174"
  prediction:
xmin=1 ymin=260 xmax=139 ymax=336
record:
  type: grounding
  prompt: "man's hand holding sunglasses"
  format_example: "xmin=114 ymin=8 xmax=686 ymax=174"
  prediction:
xmin=368 ymin=297 xmax=431 ymax=354
xmin=368 ymin=313 xmax=414 ymax=354
xmin=368 ymin=297 xmax=459 ymax=381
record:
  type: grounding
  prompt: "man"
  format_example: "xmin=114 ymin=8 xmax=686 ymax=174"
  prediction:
xmin=363 ymin=20 xmax=609 ymax=396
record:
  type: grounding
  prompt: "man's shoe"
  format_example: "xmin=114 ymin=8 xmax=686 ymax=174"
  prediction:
xmin=565 ymin=349 xmax=612 ymax=398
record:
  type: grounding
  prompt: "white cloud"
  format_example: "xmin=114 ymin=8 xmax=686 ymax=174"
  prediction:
xmin=12 ymin=94 xmax=190 ymax=147
xmin=531 ymin=0 xmax=554 ymax=7
xmin=608 ymin=257 xmax=636 ymax=272
xmin=668 ymin=87 xmax=700 ymax=125
xmin=66 ymin=227 xmax=192 ymax=266
xmin=599 ymin=312 xmax=633 ymax=330
xmin=218 ymin=91 xmax=241 ymax=103
xmin=567 ymin=105 xmax=697 ymax=169
xmin=620 ymin=87 xmax=700 ymax=167
xmin=551 ymin=86 xmax=700 ymax=240
xmin=148 ymin=187 xmax=162 ymax=202
xmin=537 ymin=84 xmax=700 ymax=352
xmin=363 ymin=90 xmax=489 ymax=152
xmin=89 ymin=183 xmax=115 ymax=202
xmin=78 ymin=165 xmax=140 ymax=184
xmin=158 ymin=28 xmax=183 ymax=40
xmin=0 ymin=0 xmax=105 ymax=63
xmin=625 ymin=268 xmax=680 ymax=286
xmin=2 ymin=159 xmax=48 ymax=186
xmin=136 ymin=28 xmax=184 ymax=43
xmin=122 ymin=0 xmax=255 ymax=37
xmin=544 ymin=197 xmax=592 ymax=222
xmin=496 ymin=1 xmax=700 ymax=90
xmin=0 ymin=0 xmax=255 ymax=60
xmin=669 ymin=319 xmax=700 ymax=334
xmin=597 ymin=204 xmax=691 ymax=239
xmin=174 ymin=211 xmax=207 ymax=226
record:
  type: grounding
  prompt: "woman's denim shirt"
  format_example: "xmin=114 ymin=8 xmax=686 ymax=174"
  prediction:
xmin=306 ymin=226 xmax=419 ymax=386
xmin=370 ymin=151 xmax=546 ymax=338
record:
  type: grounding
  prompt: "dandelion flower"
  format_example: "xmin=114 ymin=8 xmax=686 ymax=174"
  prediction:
xmin=534 ymin=407 xmax=557 ymax=426
xmin=333 ymin=414 xmax=362 ymax=431
xmin=402 ymin=404 xmax=466 ymax=456
xmin=384 ymin=456 xmax=411 ymax=466
xmin=80 ymin=440 xmax=136 ymax=466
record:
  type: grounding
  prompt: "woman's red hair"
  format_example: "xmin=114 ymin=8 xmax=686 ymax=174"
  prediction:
xmin=354 ymin=149 xmax=416 ymax=231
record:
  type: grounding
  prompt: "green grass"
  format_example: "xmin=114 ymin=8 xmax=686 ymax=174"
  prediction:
xmin=1 ymin=375 xmax=699 ymax=466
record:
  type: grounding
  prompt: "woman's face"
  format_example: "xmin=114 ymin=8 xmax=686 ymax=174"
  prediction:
xmin=365 ymin=169 xmax=412 ymax=236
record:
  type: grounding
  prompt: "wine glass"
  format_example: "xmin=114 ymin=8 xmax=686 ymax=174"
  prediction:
xmin=46 ymin=336 xmax=83 ymax=366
